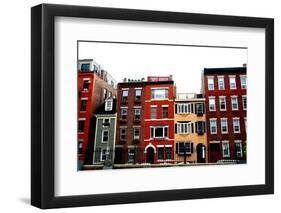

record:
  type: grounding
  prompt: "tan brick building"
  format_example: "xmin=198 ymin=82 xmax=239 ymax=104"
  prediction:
xmin=174 ymin=93 xmax=208 ymax=164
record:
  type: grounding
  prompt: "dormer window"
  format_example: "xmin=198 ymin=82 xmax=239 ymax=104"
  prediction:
xmin=105 ymin=98 xmax=113 ymax=111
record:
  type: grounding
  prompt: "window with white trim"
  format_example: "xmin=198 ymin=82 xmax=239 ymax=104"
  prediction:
xmin=235 ymin=141 xmax=243 ymax=157
xmin=166 ymin=147 xmax=172 ymax=160
xmin=80 ymin=99 xmax=87 ymax=111
xmin=78 ymin=120 xmax=85 ymax=133
xmin=229 ymin=76 xmax=236 ymax=89
xmin=176 ymin=103 xmax=192 ymax=114
xmin=218 ymin=76 xmax=225 ymax=90
xmin=233 ymin=118 xmax=240 ymax=133
xmin=242 ymin=96 xmax=247 ymax=110
xmin=240 ymin=76 xmax=247 ymax=89
xmin=133 ymin=127 xmax=140 ymax=140
xmin=231 ymin=96 xmax=238 ymax=110
xmin=119 ymin=128 xmax=126 ymax=141
xmin=151 ymin=106 xmax=157 ymax=119
xmin=105 ymin=99 xmax=113 ymax=111
xmin=150 ymin=126 xmax=168 ymax=138
xmin=210 ymin=119 xmax=217 ymax=134
xmin=100 ymin=149 xmax=107 ymax=161
xmin=176 ymin=122 xmax=193 ymax=134
xmin=82 ymin=79 xmax=90 ymax=91
xmin=128 ymin=149 xmax=135 ymax=163
xmin=134 ymin=108 xmax=141 ymax=120
xmin=222 ymin=142 xmax=230 ymax=157
xmin=177 ymin=142 xmax=193 ymax=154
xmin=207 ymin=77 xmax=214 ymax=90
xmin=209 ymin=97 xmax=216 ymax=111
xmin=122 ymin=90 xmax=128 ymax=102
xmin=102 ymin=130 xmax=109 ymax=143
xmin=151 ymin=88 xmax=168 ymax=100
xmin=102 ymin=118 xmax=110 ymax=127
xmin=221 ymin=118 xmax=228 ymax=134
xmin=157 ymin=147 xmax=164 ymax=160
xmin=135 ymin=89 xmax=142 ymax=101
xmin=121 ymin=108 xmax=127 ymax=120
xmin=219 ymin=96 xmax=226 ymax=111
xmin=244 ymin=117 xmax=247 ymax=132
xmin=162 ymin=106 xmax=168 ymax=118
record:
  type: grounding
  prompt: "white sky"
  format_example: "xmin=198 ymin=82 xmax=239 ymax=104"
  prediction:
xmin=78 ymin=42 xmax=247 ymax=93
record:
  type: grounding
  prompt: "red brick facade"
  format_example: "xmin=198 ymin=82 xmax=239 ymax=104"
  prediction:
xmin=202 ymin=67 xmax=247 ymax=163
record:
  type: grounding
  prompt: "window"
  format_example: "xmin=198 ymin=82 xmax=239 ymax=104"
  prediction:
xmin=78 ymin=120 xmax=85 ymax=133
xmin=245 ymin=117 xmax=247 ymax=132
xmin=103 ymin=88 xmax=107 ymax=100
xmin=105 ymin=99 xmax=113 ymax=111
xmin=157 ymin=147 xmax=164 ymax=160
xmin=150 ymin=126 xmax=168 ymax=138
xmin=102 ymin=130 xmax=109 ymax=143
xmin=196 ymin=103 xmax=204 ymax=115
xmin=135 ymin=89 xmax=142 ymax=101
xmin=222 ymin=142 xmax=230 ymax=158
xmin=235 ymin=141 xmax=243 ymax=157
xmin=242 ymin=96 xmax=247 ymax=110
xmin=122 ymin=90 xmax=128 ymax=102
xmin=100 ymin=149 xmax=107 ymax=161
xmin=177 ymin=142 xmax=193 ymax=154
xmin=196 ymin=121 xmax=205 ymax=134
xmin=121 ymin=108 xmax=127 ymax=120
xmin=134 ymin=108 xmax=141 ymax=120
xmin=151 ymin=106 xmax=157 ymax=119
xmin=162 ymin=106 xmax=168 ymax=118
xmin=218 ymin=76 xmax=225 ymax=90
xmin=166 ymin=147 xmax=172 ymax=160
xmin=82 ymin=79 xmax=90 ymax=90
xmin=221 ymin=118 xmax=228 ymax=134
xmin=240 ymin=76 xmax=247 ymax=89
xmin=219 ymin=96 xmax=226 ymax=111
xmin=209 ymin=97 xmax=216 ymax=111
xmin=120 ymin=128 xmax=126 ymax=141
xmin=210 ymin=119 xmax=217 ymax=134
xmin=128 ymin=149 xmax=135 ymax=163
xmin=207 ymin=77 xmax=214 ymax=90
xmin=80 ymin=99 xmax=87 ymax=111
xmin=133 ymin=127 xmax=140 ymax=140
xmin=231 ymin=96 xmax=238 ymax=110
xmin=229 ymin=76 xmax=236 ymax=89
xmin=78 ymin=140 xmax=83 ymax=154
xmin=176 ymin=103 xmax=192 ymax=114
xmin=151 ymin=88 xmax=168 ymax=99
xmin=108 ymin=91 xmax=112 ymax=98
xmin=176 ymin=122 xmax=193 ymax=134
xmin=233 ymin=118 xmax=240 ymax=133
xmin=102 ymin=118 xmax=110 ymax=127
xmin=81 ymin=63 xmax=90 ymax=71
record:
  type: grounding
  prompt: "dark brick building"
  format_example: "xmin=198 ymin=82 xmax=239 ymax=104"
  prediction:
xmin=202 ymin=67 xmax=247 ymax=163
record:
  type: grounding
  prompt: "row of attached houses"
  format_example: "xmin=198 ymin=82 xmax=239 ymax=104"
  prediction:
xmin=78 ymin=59 xmax=247 ymax=169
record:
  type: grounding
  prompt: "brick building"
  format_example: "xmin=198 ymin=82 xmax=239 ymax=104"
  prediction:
xmin=202 ymin=67 xmax=247 ymax=163
xmin=78 ymin=59 xmax=117 ymax=168
xmin=174 ymin=93 xmax=207 ymax=164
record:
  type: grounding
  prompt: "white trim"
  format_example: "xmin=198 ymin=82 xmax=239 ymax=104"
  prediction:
xmin=231 ymin=96 xmax=239 ymax=111
xmin=165 ymin=145 xmax=172 ymax=147
xmin=120 ymin=106 xmax=128 ymax=109
xmin=101 ymin=129 xmax=109 ymax=143
xmin=209 ymin=140 xmax=220 ymax=144
xmin=220 ymin=118 xmax=228 ymax=134
xmin=81 ymin=97 xmax=88 ymax=100
xmin=209 ymin=118 xmax=217 ymax=134
xmin=162 ymin=105 xmax=169 ymax=107
xmin=209 ymin=96 xmax=216 ymax=111
xmin=219 ymin=96 xmax=227 ymax=111
xmin=134 ymin=87 xmax=143 ymax=90
xmin=150 ymin=87 xmax=168 ymax=90
xmin=222 ymin=140 xmax=230 ymax=158
xmin=82 ymin=77 xmax=90 ymax=80
xmin=133 ymin=106 xmax=142 ymax=108
xmin=150 ymin=105 xmax=157 ymax=107
xmin=121 ymin=88 xmax=129 ymax=90
xmin=144 ymin=143 xmax=156 ymax=153
xmin=229 ymin=75 xmax=237 ymax=90
xmin=233 ymin=118 xmax=241 ymax=133
xmin=156 ymin=145 xmax=164 ymax=147
xmin=78 ymin=117 xmax=86 ymax=120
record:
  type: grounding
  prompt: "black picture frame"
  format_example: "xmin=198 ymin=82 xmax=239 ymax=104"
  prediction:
xmin=31 ymin=3 xmax=274 ymax=209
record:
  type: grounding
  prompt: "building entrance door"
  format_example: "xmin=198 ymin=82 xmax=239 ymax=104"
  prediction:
xmin=197 ymin=143 xmax=206 ymax=163
xmin=146 ymin=147 xmax=154 ymax=164
xmin=210 ymin=143 xmax=220 ymax=163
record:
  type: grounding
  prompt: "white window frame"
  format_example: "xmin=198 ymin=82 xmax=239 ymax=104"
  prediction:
xmin=150 ymin=106 xmax=157 ymax=119
xmin=207 ymin=76 xmax=214 ymax=90
xmin=229 ymin=75 xmax=237 ymax=89
xmin=235 ymin=140 xmax=243 ymax=157
xmin=121 ymin=107 xmax=128 ymax=119
xmin=134 ymin=108 xmax=141 ymax=120
xmin=210 ymin=118 xmax=217 ymax=134
xmin=102 ymin=130 xmax=109 ymax=143
xmin=244 ymin=117 xmax=247 ymax=133
xmin=233 ymin=118 xmax=241 ymax=133
xmin=150 ymin=126 xmax=168 ymax=139
xmin=151 ymin=88 xmax=168 ymax=100
xmin=218 ymin=76 xmax=225 ymax=90
xmin=222 ymin=141 xmax=230 ymax=158
xmin=176 ymin=122 xmax=192 ymax=134
xmin=122 ymin=89 xmax=129 ymax=101
xmin=240 ymin=75 xmax=247 ymax=89
xmin=100 ymin=149 xmax=107 ymax=161
xmin=231 ymin=96 xmax=239 ymax=111
xmin=177 ymin=103 xmax=192 ymax=114
xmin=133 ymin=127 xmax=140 ymax=140
xmin=135 ymin=89 xmax=142 ymax=100
xmin=221 ymin=118 xmax=228 ymax=134
xmin=219 ymin=96 xmax=226 ymax=111
xmin=209 ymin=97 xmax=216 ymax=111
xmin=242 ymin=95 xmax=247 ymax=110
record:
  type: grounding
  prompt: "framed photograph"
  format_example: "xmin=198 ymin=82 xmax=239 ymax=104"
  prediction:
xmin=31 ymin=4 xmax=274 ymax=209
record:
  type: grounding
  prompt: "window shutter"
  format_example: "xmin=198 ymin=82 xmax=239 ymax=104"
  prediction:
xmin=175 ymin=124 xmax=177 ymax=133
xmin=191 ymin=104 xmax=194 ymax=113
xmin=203 ymin=121 xmax=206 ymax=133
xmin=176 ymin=143 xmax=179 ymax=154
xmin=195 ymin=122 xmax=198 ymax=133
xmin=202 ymin=103 xmax=205 ymax=114
xmin=191 ymin=142 xmax=194 ymax=153
xmin=191 ymin=123 xmax=194 ymax=133
xmin=195 ymin=103 xmax=197 ymax=114
xmin=175 ymin=104 xmax=177 ymax=114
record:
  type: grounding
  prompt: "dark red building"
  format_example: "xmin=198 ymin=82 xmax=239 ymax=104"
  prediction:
xmin=78 ymin=59 xmax=117 ymax=169
xmin=143 ymin=77 xmax=175 ymax=164
xmin=202 ymin=67 xmax=247 ymax=163
xmin=114 ymin=81 xmax=146 ymax=164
